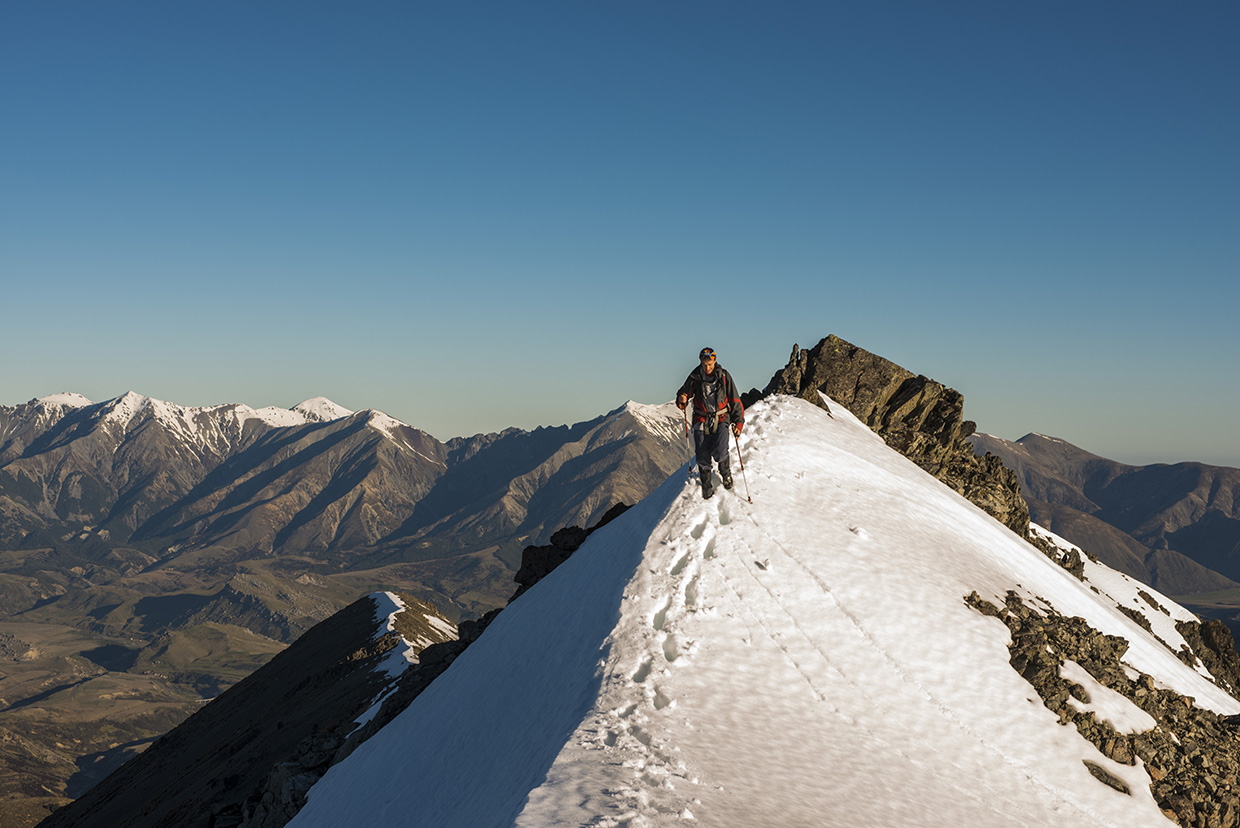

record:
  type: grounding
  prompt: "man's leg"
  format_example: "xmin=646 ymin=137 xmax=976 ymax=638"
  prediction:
xmin=712 ymin=425 xmax=732 ymax=487
xmin=693 ymin=424 xmax=715 ymax=497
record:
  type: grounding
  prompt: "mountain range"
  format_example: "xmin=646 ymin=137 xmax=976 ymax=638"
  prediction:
xmin=0 ymin=392 xmax=689 ymax=825
xmin=5 ymin=334 xmax=1240 ymax=827
xmin=1 ymin=392 xmax=688 ymax=592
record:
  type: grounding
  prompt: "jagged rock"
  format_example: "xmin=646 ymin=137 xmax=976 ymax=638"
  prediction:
xmin=1028 ymin=533 xmax=1087 ymax=579
xmin=760 ymin=336 xmax=1029 ymax=535
xmin=967 ymin=590 xmax=1240 ymax=827
xmin=1083 ymin=760 xmax=1131 ymax=795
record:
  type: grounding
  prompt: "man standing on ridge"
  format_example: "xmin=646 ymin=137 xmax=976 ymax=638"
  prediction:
xmin=676 ymin=347 xmax=744 ymax=499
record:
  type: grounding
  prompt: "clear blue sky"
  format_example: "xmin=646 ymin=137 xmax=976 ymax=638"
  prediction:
xmin=2 ymin=1 xmax=1237 ymax=466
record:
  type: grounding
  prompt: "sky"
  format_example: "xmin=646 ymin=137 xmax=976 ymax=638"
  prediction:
xmin=2 ymin=1 xmax=1237 ymax=466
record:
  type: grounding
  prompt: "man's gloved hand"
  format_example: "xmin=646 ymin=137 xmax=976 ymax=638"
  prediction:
xmin=676 ymin=394 xmax=688 ymax=411
xmin=732 ymin=421 xmax=743 ymax=437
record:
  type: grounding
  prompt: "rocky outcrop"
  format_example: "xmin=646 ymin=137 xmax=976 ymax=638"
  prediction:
xmin=967 ymin=590 xmax=1240 ymax=827
xmin=760 ymin=335 xmax=1029 ymax=535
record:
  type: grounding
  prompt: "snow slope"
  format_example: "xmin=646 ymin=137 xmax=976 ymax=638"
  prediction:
xmin=289 ymin=395 xmax=1239 ymax=828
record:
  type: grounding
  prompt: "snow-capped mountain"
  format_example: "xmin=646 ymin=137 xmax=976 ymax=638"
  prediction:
xmin=285 ymin=396 xmax=1240 ymax=828
xmin=0 ymin=392 xmax=689 ymax=819
xmin=0 ymin=392 xmax=686 ymax=577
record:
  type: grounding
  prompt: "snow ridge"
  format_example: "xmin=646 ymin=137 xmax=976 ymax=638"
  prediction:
xmin=356 ymin=592 xmax=423 ymax=727
xmin=291 ymin=395 xmax=1239 ymax=828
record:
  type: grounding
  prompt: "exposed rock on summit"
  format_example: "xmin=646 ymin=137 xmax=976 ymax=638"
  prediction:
xmin=760 ymin=335 xmax=1029 ymax=535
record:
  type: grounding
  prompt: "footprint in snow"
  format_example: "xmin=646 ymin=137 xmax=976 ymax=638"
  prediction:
xmin=652 ymin=598 xmax=672 ymax=631
xmin=653 ymin=686 xmax=674 ymax=710
xmin=632 ymin=658 xmax=653 ymax=683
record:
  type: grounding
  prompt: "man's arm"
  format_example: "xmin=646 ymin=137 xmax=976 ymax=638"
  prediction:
xmin=725 ymin=370 xmax=745 ymax=432
xmin=676 ymin=373 xmax=695 ymax=410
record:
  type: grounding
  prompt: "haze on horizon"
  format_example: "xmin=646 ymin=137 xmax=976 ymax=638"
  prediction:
xmin=2 ymin=2 xmax=1236 ymax=467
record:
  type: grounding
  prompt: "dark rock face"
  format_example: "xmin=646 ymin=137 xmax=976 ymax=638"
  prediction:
xmin=761 ymin=335 xmax=1029 ymax=535
xmin=236 ymin=605 xmax=500 ymax=828
xmin=967 ymin=590 xmax=1240 ymax=827
xmin=1027 ymin=531 xmax=1087 ymax=580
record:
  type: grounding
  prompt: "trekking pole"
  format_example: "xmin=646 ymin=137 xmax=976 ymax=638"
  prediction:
xmin=683 ymin=404 xmax=693 ymax=482
xmin=732 ymin=427 xmax=753 ymax=504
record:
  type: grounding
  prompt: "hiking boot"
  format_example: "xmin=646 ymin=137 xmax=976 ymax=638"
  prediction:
xmin=700 ymin=473 xmax=715 ymax=499
xmin=721 ymin=470 xmax=734 ymax=490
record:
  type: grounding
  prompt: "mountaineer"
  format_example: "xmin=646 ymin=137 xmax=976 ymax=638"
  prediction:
xmin=676 ymin=347 xmax=744 ymax=499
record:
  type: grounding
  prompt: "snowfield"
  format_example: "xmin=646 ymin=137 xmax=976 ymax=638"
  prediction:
xmin=289 ymin=395 xmax=1238 ymax=828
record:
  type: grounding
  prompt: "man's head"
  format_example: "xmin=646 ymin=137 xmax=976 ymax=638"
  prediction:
xmin=699 ymin=347 xmax=717 ymax=374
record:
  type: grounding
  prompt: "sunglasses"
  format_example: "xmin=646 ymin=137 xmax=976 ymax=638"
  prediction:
xmin=699 ymin=349 xmax=716 ymax=360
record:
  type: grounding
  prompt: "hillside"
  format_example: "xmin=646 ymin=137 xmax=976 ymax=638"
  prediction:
xmin=287 ymin=396 xmax=1240 ymax=828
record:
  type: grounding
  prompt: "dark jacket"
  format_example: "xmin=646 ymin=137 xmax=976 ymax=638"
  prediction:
xmin=678 ymin=364 xmax=744 ymax=428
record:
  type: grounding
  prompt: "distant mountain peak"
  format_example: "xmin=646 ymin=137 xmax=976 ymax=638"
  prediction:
xmin=100 ymin=390 xmax=155 ymax=430
xmin=1022 ymin=432 xmax=1071 ymax=444
xmin=35 ymin=392 xmax=93 ymax=408
xmin=293 ymin=397 xmax=354 ymax=423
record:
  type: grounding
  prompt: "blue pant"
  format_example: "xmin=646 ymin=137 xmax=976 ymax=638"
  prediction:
xmin=693 ymin=420 xmax=731 ymax=477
